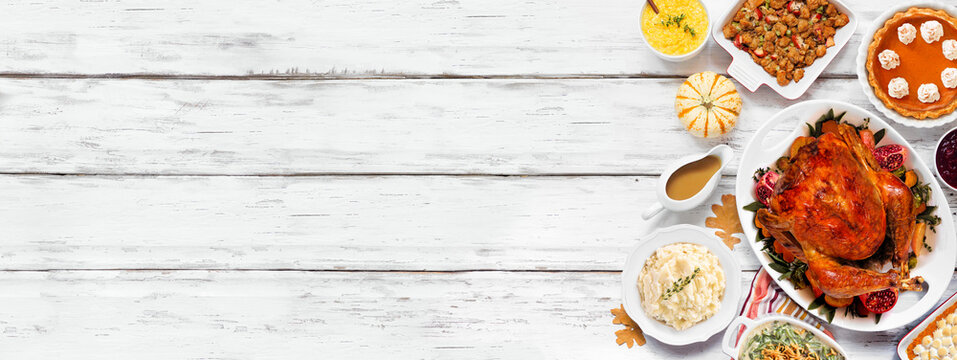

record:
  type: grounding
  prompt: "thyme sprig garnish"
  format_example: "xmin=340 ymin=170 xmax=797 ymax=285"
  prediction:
xmin=683 ymin=24 xmax=698 ymax=37
xmin=660 ymin=13 xmax=686 ymax=27
xmin=662 ymin=267 xmax=700 ymax=300
xmin=659 ymin=13 xmax=697 ymax=37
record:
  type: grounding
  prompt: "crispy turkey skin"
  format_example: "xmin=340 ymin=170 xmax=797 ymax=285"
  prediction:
xmin=757 ymin=124 xmax=921 ymax=298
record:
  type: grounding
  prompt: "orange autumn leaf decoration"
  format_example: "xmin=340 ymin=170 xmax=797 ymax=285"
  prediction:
xmin=705 ymin=194 xmax=744 ymax=250
xmin=611 ymin=305 xmax=645 ymax=348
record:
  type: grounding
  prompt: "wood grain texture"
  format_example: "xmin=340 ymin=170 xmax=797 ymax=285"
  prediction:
xmin=0 ymin=174 xmax=764 ymax=271
xmin=0 ymin=0 xmax=895 ymax=77
xmin=3 ymin=174 xmax=953 ymax=271
xmin=0 ymin=270 xmax=939 ymax=359
xmin=1 ymin=1 xmax=947 ymax=357
xmin=3 ymin=78 xmax=952 ymax=176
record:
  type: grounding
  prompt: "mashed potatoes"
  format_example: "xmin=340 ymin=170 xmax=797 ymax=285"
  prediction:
xmin=637 ymin=243 xmax=725 ymax=330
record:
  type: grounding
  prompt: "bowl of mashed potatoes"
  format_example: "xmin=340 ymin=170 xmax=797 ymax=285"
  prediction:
xmin=621 ymin=224 xmax=742 ymax=345
xmin=640 ymin=0 xmax=712 ymax=61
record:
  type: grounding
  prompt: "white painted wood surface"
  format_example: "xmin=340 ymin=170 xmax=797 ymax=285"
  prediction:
xmin=0 ymin=78 xmax=952 ymax=175
xmin=1 ymin=0 xmax=954 ymax=358
xmin=0 ymin=174 xmax=953 ymax=272
xmin=0 ymin=0 xmax=907 ymax=77
xmin=0 ymin=270 xmax=944 ymax=359
xmin=0 ymin=174 xmax=768 ymax=271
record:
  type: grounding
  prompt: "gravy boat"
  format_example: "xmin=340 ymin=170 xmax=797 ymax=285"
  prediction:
xmin=641 ymin=144 xmax=734 ymax=220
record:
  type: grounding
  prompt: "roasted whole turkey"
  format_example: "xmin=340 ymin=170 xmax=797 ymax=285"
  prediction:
xmin=757 ymin=124 xmax=923 ymax=298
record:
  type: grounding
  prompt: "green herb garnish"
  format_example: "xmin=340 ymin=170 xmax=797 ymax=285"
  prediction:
xmin=743 ymin=201 xmax=765 ymax=212
xmin=805 ymin=109 xmax=859 ymax=138
xmin=911 ymin=183 xmax=933 ymax=209
xmin=661 ymin=268 xmax=700 ymax=300
xmin=683 ymin=24 xmax=697 ymax=37
xmin=758 ymin=234 xmax=809 ymax=289
xmin=872 ymin=128 xmax=886 ymax=144
xmin=891 ymin=166 xmax=906 ymax=179
xmin=917 ymin=204 xmax=942 ymax=232
xmin=660 ymin=13 xmax=687 ymax=28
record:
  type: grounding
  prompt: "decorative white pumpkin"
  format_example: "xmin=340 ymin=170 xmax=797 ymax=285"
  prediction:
xmin=675 ymin=71 xmax=742 ymax=138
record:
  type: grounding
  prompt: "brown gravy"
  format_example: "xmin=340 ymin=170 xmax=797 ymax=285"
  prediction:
xmin=665 ymin=155 xmax=721 ymax=200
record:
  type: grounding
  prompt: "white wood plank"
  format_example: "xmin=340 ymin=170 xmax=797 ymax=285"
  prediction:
xmin=0 ymin=0 xmax=894 ymax=76
xmin=0 ymin=174 xmax=760 ymax=271
xmin=0 ymin=270 xmax=935 ymax=359
xmin=2 ymin=78 xmax=950 ymax=175
xmin=4 ymin=174 xmax=954 ymax=271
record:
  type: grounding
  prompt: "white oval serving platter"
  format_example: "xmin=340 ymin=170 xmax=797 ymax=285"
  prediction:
xmin=734 ymin=99 xmax=956 ymax=331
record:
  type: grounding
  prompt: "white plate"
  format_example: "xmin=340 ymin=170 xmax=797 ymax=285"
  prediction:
xmin=712 ymin=0 xmax=857 ymax=99
xmin=854 ymin=1 xmax=957 ymax=128
xmin=621 ymin=224 xmax=743 ymax=345
xmin=897 ymin=289 xmax=957 ymax=359
xmin=735 ymin=99 xmax=956 ymax=331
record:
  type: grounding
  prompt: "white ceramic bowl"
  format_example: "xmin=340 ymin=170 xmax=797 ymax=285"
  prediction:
xmin=734 ymin=99 xmax=957 ymax=331
xmin=934 ymin=127 xmax=957 ymax=191
xmin=721 ymin=315 xmax=849 ymax=359
xmin=638 ymin=0 xmax=711 ymax=62
xmin=621 ymin=224 xmax=742 ymax=345
xmin=712 ymin=0 xmax=857 ymax=99
xmin=855 ymin=1 xmax=957 ymax=128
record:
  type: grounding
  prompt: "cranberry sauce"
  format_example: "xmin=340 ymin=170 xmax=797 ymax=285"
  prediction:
xmin=938 ymin=128 xmax=957 ymax=189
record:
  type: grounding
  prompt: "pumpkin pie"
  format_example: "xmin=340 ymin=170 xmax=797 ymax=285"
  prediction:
xmin=867 ymin=7 xmax=957 ymax=119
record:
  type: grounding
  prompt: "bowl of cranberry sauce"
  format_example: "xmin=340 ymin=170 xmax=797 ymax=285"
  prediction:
xmin=937 ymin=128 xmax=957 ymax=191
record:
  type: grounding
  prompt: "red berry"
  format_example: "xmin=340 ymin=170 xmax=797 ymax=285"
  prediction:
xmin=873 ymin=144 xmax=908 ymax=171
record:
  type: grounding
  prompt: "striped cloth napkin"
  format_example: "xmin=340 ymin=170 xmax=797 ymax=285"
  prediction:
xmin=730 ymin=269 xmax=835 ymax=358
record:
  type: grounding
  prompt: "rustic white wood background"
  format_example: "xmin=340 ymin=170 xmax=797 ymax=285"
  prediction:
xmin=0 ymin=0 xmax=954 ymax=358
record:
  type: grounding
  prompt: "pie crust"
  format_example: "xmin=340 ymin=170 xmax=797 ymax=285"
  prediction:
xmin=867 ymin=7 xmax=957 ymax=119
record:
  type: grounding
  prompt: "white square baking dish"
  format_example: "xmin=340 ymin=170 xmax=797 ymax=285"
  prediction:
xmin=711 ymin=0 xmax=857 ymax=99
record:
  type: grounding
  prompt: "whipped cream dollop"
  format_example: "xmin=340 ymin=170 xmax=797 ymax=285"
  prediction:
xmin=899 ymin=23 xmax=917 ymax=45
xmin=943 ymin=68 xmax=957 ymax=89
xmin=878 ymin=49 xmax=900 ymax=70
xmin=888 ymin=77 xmax=909 ymax=99
xmin=922 ymin=21 xmax=944 ymax=43
xmin=918 ymin=83 xmax=940 ymax=103
xmin=944 ymin=39 xmax=957 ymax=60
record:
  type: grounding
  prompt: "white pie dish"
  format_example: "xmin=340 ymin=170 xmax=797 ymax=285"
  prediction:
xmin=734 ymin=99 xmax=956 ymax=331
xmin=854 ymin=1 xmax=957 ymax=128
xmin=712 ymin=0 xmax=857 ymax=99
xmin=621 ymin=224 xmax=742 ymax=345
